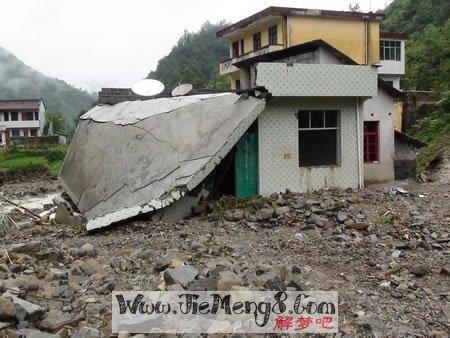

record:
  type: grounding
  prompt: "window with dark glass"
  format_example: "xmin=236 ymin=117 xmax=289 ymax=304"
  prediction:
xmin=22 ymin=112 xmax=34 ymax=121
xmin=11 ymin=112 xmax=18 ymax=121
xmin=232 ymin=41 xmax=240 ymax=58
xmin=240 ymin=39 xmax=244 ymax=55
xmin=298 ymin=110 xmax=339 ymax=167
xmin=34 ymin=111 xmax=39 ymax=120
xmin=380 ymin=40 xmax=401 ymax=61
xmin=11 ymin=129 xmax=20 ymax=138
xmin=30 ymin=129 xmax=37 ymax=137
xmin=268 ymin=25 xmax=278 ymax=44
xmin=253 ymin=32 xmax=261 ymax=50
xmin=3 ymin=112 xmax=9 ymax=121
xmin=364 ymin=121 xmax=379 ymax=163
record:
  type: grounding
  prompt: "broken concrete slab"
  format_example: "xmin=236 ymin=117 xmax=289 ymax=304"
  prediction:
xmin=59 ymin=93 xmax=265 ymax=230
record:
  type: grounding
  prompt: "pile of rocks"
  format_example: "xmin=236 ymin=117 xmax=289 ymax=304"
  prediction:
xmin=0 ymin=184 xmax=448 ymax=336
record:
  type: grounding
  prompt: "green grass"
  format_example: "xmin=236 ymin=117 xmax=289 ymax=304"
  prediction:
xmin=0 ymin=145 xmax=67 ymax=177
xmin=0 ymin=156 xmax=47 ymax=173
xmin=0 ymin=156 xmax=64 ymax=177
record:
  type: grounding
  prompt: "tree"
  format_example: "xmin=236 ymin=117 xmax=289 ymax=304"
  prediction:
xmin=45 ymin=112 xmax=66 ymax=133
xmin=402 ymin=21 xmax=450 ymax=90
xmin=148 ymin=21 xmax=230 ymax=90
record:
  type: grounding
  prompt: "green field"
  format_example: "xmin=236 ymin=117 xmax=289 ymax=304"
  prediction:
xmin=0 ymin=146 xmax=67 ymax=177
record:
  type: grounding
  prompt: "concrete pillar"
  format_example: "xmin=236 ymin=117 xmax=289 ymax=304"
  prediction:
xmin=239 ymin=68 xmax=251 ymax=90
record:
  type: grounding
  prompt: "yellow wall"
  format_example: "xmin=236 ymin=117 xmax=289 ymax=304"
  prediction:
xmin=287 ymin=16 xmax=380 ymax=64
xmin=394 ymin=101 xmax=403 ymax=131
xmin=229 ymin=18 xmax=283 ymax=56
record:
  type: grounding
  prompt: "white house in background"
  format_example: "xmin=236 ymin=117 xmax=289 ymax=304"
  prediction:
xmin=0 ymin=99 xmax=46 ymax=146
xmin=232 ymin=39 xmax=405 ymax=185
xmin=378 ymin=32 xmax=407 ymax=90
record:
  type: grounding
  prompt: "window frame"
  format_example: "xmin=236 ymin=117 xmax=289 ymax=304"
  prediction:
xmin=232 ymin=41 xmax=240 ymax=58
xmin=239 ymin=39 xmax=244 ymax=55
xmin=10 ymin=129 xmax=20 ymax=138
xmin=253 ymin=32 xmax=261 ymax=50
xmin=380 ymin=40 xmax=401 ymax=61
xmin=268 ymin=25 xmax=278 ymax=45
xmin=363 ymin=121 xmax=380 ymax=163
xmin=298 ymin=110 xmax=340 ymax=167
xmin=11 ymin=112 xmax=18 ymax=121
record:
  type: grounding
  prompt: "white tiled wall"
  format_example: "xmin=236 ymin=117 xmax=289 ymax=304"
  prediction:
xmin=258 ymin=97 xmax=361 ymax=194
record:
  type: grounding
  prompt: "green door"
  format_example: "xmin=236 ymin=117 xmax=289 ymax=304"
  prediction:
xmin=235 ymin=127 xmax=258 ymax=199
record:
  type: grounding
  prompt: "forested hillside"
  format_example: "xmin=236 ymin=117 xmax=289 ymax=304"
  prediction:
xmin=380 ymin=0 xmax=450 ymax=90
xmin=0 ymin=46 xmax=96 ymax=129
xmin=148 ymin=21 xmax=229 ymax=90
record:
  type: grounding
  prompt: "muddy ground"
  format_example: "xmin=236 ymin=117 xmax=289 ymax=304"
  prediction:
xmin=0 ymin=177 xmax=449 ymax=337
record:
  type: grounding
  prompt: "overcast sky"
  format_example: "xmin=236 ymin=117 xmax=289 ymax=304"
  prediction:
xmin=0 ymin=0 xmax=392 ymax=93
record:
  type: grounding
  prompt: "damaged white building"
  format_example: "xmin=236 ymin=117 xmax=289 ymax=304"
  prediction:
xmin=60 ymin=42 xmax=380 ymax=230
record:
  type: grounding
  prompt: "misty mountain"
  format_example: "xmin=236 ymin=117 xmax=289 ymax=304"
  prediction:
xmin=0 ymin=46 xmax=96 ymax=129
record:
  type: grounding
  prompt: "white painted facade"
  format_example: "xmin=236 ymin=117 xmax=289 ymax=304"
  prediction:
xmin=258 ymin=97 xmax=363 ymax=194
xmin=363 ymin=87 xmax=395 ymax=182
xmin=0 ymin=100 xmax=46 ymax=145
xmin=378 ymin=39 xmax=405 ymax=90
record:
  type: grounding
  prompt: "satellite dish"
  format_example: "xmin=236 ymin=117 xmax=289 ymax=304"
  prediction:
xmin=132 ymin=79 xmax=164 ymax=96
xmin=171 ymin=83 xmax=193 ymax=97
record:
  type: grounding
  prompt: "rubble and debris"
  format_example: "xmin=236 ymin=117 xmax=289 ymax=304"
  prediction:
xmin=0 ymin=179 xmax=448 ymax=336
xmin=59 ymin=93 xmax=265 ymax=230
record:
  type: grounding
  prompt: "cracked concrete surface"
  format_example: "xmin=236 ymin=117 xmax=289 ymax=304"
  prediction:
xmin=59 ymin=93 xmax=265 ymax=230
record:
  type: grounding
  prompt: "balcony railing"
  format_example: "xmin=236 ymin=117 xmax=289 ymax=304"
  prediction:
xmin=0 ymin=120 xmax=40 ymax=129
xmin=219 ymin=44 xmax=284 ymax=75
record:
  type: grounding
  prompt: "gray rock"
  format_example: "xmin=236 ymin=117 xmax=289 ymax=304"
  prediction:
xmin=191 ymin=235 xmax=209 ymax=250
xmin=39 ymin=309 xmax=83 ymax=331
xmin=336 ymin=211 xmax=348 ymax=222
xmin=275 ymin=206 xmax=290 ymax=216
xmin=264 ymin=276 xmax=286 ymax=291
xmin=0 ymin=298 xmax=16 ymax=321
xmin=390 ymin=290 xmax=403 ymax=299
xmin=217 ymin=272 xmax=243 ymax=291
xmin=187 ymin=277 xmax=219 ymax=291
xmin=257 ymin=208 xmax=274 ymax=220
xmin=3 ymin=295 xmax=44 ymax=321
xmin=154 ymin=252 xmax=179 ymax=272
xmin=80 ymin=243 xmax=97 ymax=258
xmin=133 ymin=248 xmax=153 ymax=260
xmin=306 ymin=199 xmax=321 ymax=206
xmin=164 ymin=265 xmax=198 ymax=286
xmin=72 ymin=326 xmax=102 ymax=338
xmin=9 ymin=240 xmax=43 ymax=254
xmin=224 ymin=209 xmax=245 ymax=221
xmin=411 ymin=264 xmax=430 ymax=277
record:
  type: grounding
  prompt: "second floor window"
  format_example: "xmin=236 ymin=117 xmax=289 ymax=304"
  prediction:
xmin=380 ymin=40 xmax=401 ymax=61
xmin=232 ymin=41 xmax=240 ymax=58
xmin=253 ymin=32 xmax=261 ymax=50
xmin=11 ymin=112 xmax=18 ymax=121
xmin=22 ymin=112 xmax=34 ymax=121
xmin=269 ymin=25 xmax=278 ymax=44
xmin=3 ymin=112 xmax=9 ymax=121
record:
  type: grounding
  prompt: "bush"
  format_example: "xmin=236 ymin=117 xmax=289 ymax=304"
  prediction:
xmin=45 ymin=146 xmax=67 ymax=162
xmin=0 ymin=145 xmax=48 ymax=160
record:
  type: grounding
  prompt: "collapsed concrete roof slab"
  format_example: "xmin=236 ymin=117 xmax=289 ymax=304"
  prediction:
xmin=59 ymin=93 xmax=265 ymax=230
